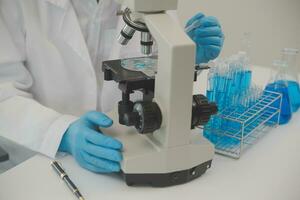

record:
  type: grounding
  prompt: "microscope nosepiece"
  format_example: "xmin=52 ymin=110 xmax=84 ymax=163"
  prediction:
xmin=118 ymin=24 xmax=136 ymax=45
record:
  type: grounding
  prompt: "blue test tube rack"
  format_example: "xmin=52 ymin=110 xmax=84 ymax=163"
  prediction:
xmin=204 ymin=90 xmax=282 ymax=159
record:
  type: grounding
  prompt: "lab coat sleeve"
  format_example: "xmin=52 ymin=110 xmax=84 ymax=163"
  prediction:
xmin=0 ymin=94 xmax=78 ymax=158
xmin=0 ymin=15 xmax=78 ymax=158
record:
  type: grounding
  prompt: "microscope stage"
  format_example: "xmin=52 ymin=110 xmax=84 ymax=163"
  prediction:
xmin=103 ymin=57 xmax=156 ymax=82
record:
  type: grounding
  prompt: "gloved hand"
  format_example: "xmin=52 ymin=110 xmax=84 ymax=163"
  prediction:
xmin=186 ymin=13 xmax=224 ymax=64
xmin=59 ymin=111 xmax=123 ymax=173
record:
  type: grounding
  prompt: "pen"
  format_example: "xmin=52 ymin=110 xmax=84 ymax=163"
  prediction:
xmin=51 ymin=161 xmax=85 ymax=200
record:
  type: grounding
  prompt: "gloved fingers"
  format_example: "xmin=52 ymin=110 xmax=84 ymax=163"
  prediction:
xmin=199 ymin=16 xmax=221 ymax=28
xmin=85 ymin=128 xmax=123 ymax=150
xmin=81 ymin=151 xmax=121 ymax=172
xmin=195 ymin=36 xmax=223 ymax=46
xmin=186 ymin=30 xmax=196 ymax=40
xmin=194 ymin=26 xmax=223 ymax=38
xmin=78 ymin=160 xmax=112 ymax=173
xmin=83 ymin=111 xmax=113 ymax=128
xmin=84 ymin=141 xmax=122 ymax=162
xmin=203 ymin=45 xmax=222 ymax=60
xmin=185 ymin=12 xmax=205 ymax=28
xmin=220 ymin=33 xmax=225 ymax=46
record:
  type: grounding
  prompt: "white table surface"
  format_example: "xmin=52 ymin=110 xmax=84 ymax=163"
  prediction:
xmin=0 ymin=67 xmax=300 ymax=200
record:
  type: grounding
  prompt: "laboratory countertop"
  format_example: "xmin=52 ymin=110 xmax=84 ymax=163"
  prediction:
xmin=0 ymin=66 xmax=300 ymax=200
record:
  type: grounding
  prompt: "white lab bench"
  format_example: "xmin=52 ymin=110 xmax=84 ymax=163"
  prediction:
xmin=0 ymin=66 xmax=300 ymax=200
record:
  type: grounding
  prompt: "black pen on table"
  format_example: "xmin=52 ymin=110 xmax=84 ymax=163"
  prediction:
xmin=51 ymin=161 xmax=85 ymax=200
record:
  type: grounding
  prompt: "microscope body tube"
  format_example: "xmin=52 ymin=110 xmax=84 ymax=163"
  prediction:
xmin=141 ymin=32 xmax=153 ymax=55
xmin=117 ymin=8 xmax=154 ymax=55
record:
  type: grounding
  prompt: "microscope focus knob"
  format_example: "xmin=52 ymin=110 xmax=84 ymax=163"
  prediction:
xmin=133 ymin=102 xmax=162 ymax=134
xmin=191 ymin=95 xmax=218 ymax=129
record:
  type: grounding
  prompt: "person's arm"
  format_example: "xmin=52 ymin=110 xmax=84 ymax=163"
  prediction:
xmin=0 ymin=4 xmax=123 ymax=173
xmin=0 ymin=11 xmax=78 ymax=158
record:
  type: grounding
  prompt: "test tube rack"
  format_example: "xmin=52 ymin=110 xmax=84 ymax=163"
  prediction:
xmin=204 ymin=90 xmax=282 ymax=159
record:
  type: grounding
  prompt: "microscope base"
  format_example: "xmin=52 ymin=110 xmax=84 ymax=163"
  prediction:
xmin=0 ymin=146 xmax=9 ymax=162
xmin=105 ymin=109 xmax=214 ymax=187
xmin=122 ymin=160 xmax=212 ymax=187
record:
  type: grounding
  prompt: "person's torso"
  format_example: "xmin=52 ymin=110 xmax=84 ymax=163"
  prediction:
xmin=1 ymin=0 xmax=156 ymax=115
xmin=19 ymin=0 xmax=139 ymax=115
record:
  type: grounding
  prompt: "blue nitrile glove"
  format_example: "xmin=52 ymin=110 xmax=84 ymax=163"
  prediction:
xmin=186 ymin=13 xmax=224 ymax=64
xmin=59 ymin=111 xmax=123 ymax=173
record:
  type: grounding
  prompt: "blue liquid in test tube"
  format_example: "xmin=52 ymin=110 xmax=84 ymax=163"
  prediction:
xmin=243 ymin=70 xmax=252 ymax=90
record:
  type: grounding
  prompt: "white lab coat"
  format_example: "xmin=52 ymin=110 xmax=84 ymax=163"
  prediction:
xmin=0 ymin=0 xmax=179 ymax=159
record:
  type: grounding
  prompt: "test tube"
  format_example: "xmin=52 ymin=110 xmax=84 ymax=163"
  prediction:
xmin=185 ymin=20 xmax=201 ymax=33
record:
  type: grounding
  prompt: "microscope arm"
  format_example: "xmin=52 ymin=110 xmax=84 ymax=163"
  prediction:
xmin=144 ymin=13 xmax=196 ymax=148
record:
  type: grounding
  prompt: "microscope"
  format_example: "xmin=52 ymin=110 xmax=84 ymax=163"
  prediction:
xmin=102 ymin=0 xmax=218 ymax=187
xmin=0 ymin=146 xmax=9 ymax=163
